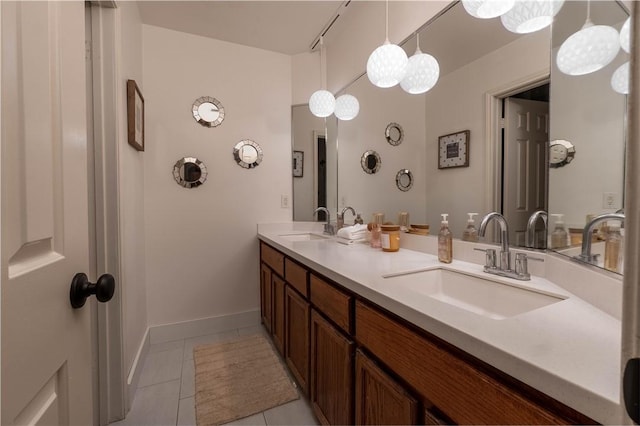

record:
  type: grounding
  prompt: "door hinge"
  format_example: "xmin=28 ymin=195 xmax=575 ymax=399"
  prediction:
xmin=85 ymin=40 xmax=92 ymax=61
xmin=500 ymin=118 xmax=505 ymax=129
xmin=624 ymin=358 xmax=640 ymax=423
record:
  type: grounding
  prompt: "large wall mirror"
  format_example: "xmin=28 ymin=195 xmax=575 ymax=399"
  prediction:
xmin=290 ymin=0 xmax=629 ymax=275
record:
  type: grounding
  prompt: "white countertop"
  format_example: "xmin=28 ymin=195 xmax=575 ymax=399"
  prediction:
xmin=258 ymin=222 xmax=623 ymax=424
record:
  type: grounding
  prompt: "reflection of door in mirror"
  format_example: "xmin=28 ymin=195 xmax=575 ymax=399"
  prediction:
xmin=292 ymin=105 xmax=337 ymax=222
xmin=502 ymin=85 xmax=549 ymax=248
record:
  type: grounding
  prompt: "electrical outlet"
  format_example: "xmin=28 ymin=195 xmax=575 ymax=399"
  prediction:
xmin=281 ymin=194 xmax=289 ymax=208
xmin=602 ymin=192 xmax=621 ymax=209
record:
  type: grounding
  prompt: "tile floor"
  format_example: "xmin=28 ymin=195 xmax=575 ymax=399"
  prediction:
xmin=111 ymin=325 xmax=318 ymax=426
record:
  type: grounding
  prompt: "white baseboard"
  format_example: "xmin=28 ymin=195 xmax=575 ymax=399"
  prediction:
xmin=148 ymin=309 xmax=261 ymax=345
xmin=126 ymin=326 xmax=150 ymax=412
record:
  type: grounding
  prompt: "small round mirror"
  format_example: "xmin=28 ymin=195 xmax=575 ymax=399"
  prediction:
xmin=233 ymin=140 xmax=263 ymax=169
xmin=192 ymin=96 xmax=225 ymax=127
xmin=396 ymin=169 xmax=414 ymax=191
xmin=173 ymin=157 xmax=208 ymax=188
xmin=385 ymin=122 xmax=404 ymax=146
xmin=361 ymin=150 xmax=382 ymax=174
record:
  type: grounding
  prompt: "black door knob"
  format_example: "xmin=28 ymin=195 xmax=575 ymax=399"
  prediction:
xmin=70 ymin=273 xmax=115 ymax=309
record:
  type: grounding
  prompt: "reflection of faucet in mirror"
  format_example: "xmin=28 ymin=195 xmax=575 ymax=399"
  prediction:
xmin=337 ymin=206 xmax=356 ymax=230
xmin=576 ymin=213 xmax=625 ymax=264
xmin=314 ymin=207 xmax=335 ymax=236
xmin=526 ymin=210 xmax=548 ymax=249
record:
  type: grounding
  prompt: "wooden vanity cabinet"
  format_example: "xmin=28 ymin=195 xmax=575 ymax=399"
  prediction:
xmin=310 ymin=309 xmax=354 ymax=425
xmin=355 ymin=349 xmax=418 ymax=425
xmin=285 ymin=285 xmax=310 ymax=395
xmin=259 ymin=263 xmax=273 ymax=333
xmin=271 ymin=274 xmax=285 ymax=355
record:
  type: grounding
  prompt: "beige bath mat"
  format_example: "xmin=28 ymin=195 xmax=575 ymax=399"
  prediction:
xmin=193 ymin=333 xmax=299 ymax=425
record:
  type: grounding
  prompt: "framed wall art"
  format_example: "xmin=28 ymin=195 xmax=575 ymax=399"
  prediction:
xmin=127 ymin=79 xmax=145 ymax=151
xmin=293 ymin=151 xmax=304 ymax=177
xmin=438 ymin=130 xmax=469 ymax=169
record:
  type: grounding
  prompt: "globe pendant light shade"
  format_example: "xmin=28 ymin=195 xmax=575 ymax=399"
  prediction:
xmin=367 ymin=41 xmax=409 ymax=88
xmin=334 ymin=94 xmax=360 ymax=121
xmin=620 ymin=17 xmax=630 ymax=53
xmin=501 ymin=0 xmax=564 ymax=34
xmin=309 ymin=90 xmax=336 ymax=118
xmin=556 ymin=22 xmax=620 ymax=76
xmin=462 ymin=0 xmax=515 ymax=19
xmin=611 ymin=61 xmax=629 ymax=95
xmin=400 ymin=48 xmax=440 ymax=94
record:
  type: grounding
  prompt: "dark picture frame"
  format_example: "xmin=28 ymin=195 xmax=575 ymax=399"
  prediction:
xmin=127 ymin=79 xmax=145 ymax=151
xmin=293 ymin=150 xmax=304 ymax=177
xmin=438 ymin=130 xmax=470 ymax=169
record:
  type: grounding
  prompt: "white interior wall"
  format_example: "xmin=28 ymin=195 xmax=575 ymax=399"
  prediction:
xmin=116 ymin=1 xmax=148 ymax=384
xmin=423 ymin=30 xmax=550 ymax=235
xmin=292 ymin=51 xmax=322 ymax=105
xmin=337 ymin=77 xmax=426 ymax=224
xmin=549 ymin=49 xmax=627 ymax=229
xmin=142 ymin=25 xmax=291 ymax=327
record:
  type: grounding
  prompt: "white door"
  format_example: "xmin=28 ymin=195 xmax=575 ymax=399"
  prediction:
xmin=503 ymin=98 xmax=549 ymax=247
xmin=2 ymin=2 xmax=94 ymax=424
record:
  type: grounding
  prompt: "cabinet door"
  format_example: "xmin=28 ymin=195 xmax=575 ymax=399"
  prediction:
xmin=260 ymin=263 xmax=273 ymax=333
xmin=310 ymin=309 xmax=354 ymax=425
xmin=285 ymin=285 xmax=310 ymax=394
xmin=272 ymin=274 xmax=285 ymax=355
xmin=355 ymin=350 xmax=418 ymax=425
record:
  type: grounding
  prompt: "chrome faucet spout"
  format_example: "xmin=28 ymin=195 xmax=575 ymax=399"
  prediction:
xmin=478 ymin=212 xmax=509 ymax=254
xmin=314 ymin=207 xmax=335 ymax=235
xmin=341 ymin=206 xmax=356 ymax=217
xmin=526 ymin=210 xmax=548 ymax=249
xmin=578 ymin=213 xmax=624 ymax=263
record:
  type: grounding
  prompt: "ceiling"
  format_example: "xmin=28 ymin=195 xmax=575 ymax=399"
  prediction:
xmin=136 ymin=1 xmax=345 ymax=55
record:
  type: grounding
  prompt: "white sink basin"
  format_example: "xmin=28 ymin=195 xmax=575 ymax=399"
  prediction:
xmin=278 ymin=233 xmax=329 ymax=242
xmin=383 ymin=269 xmax=565 ymax=320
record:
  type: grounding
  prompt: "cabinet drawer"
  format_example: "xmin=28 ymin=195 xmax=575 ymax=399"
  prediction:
xmin=310 ymin=274 xmax=351 ymax=333
xmin=261 ymin=242 xmax=284 ymax=276
xmin=285 ymin=258 xmax=308 ymax=297
xmin=355 ymin=300 xmax=589 ymax=425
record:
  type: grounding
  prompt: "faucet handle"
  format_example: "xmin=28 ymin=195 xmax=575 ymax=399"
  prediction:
xmin=474 ymin=248 xmax=497 ymax=269
xmin=514 ymin=253 xmax=544 ymax=279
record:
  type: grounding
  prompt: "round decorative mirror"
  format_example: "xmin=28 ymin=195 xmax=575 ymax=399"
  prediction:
xmin=396 ymin=169 xmax=414 ymax=191
xmin=192 ymin=96 xmax=225 ymax=127
xmin=233 ymin=140 xmax=263 ymax=169
xmin=549 ymin=139 xmax=576 ymax=168
xmin=173 ymin=157 xmax=208 ymax=188
xmin=385 ymin=122 xmax=404 ymax=146
xmin=361 ymin=150 xmax=382 ymax=174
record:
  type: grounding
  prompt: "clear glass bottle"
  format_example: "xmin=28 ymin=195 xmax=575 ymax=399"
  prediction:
xmin=370 ymin=213 xmax=383 ymax=249
xmin=461 ymin=213 xmax=479 ymax=242
xmin=438 ymin=214 xmax=452 ymax=263
xmin=550 ymin=214 xmax=569 ymax=249
xmin=604 ymin=223 xmax=622 ymax=273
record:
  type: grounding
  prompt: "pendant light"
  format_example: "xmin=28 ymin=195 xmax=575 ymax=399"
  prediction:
xmin=334 ymin=94 xmax=360 ymax=121
xmin=367 ymin=0 xmax=408 ymax=88
xmin=620 ymin=17 xmax=630 ymax=53
xmin=462 ymin=0 xmax=515 ymax=19
xmin=400 ymin=33 xmax=440 ymax=95
xmin=556 ymin=1 xmax=620 ymax=76
xmin=501 ymin=0 xmax=565 ymax=34
xmin=611 ymin=61 xmax=629 ymax=95
xmin=309 ymin=36 xmax=335 ymax=118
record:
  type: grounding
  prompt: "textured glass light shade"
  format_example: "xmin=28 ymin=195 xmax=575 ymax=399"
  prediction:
xmin=309 ymin=90 xmax=335 ymax=118
xmin=462 ymin=0 xmax=515 ymax=19
xmin=556 ymin=22 xmax=620 ymax=76
xmin=367 ymin=41 xmax=409 ymax=88
xmin=501 ymin=0 xmax=564 ymax=34
xmin=611 ymin=61 xmax=629 ymax=94
xmin=400 ymin=49 xmax=440 ymax=94
xmin=620 ymin=17 xmax=630 ymax=53
xmin=334 ymin=94 xmax=360 ymax=121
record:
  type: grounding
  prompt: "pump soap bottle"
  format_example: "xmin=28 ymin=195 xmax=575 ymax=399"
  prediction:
xmin=462 ymin=213 xmax=479 ymax=242
xmin=438 ymin=214 xmax=453 ymax=263
xmin=550 ymin=214 xmax=569 ymax=249
xmin=604 ymin=223 xmax=622 ymax=273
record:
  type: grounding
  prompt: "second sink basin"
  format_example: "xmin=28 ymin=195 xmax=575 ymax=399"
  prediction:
xmin=383 ymin=268 xmax=565 ymax=320
xmin=278 ymin=233 xmax=329 ymax=242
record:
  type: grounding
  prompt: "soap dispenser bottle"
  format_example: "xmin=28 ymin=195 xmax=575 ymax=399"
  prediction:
xmin=550 ymin=214 xmax=569 ymax=249
xmin=604 ymin=223 xmax=622 ymax=273
xmin=438 ymin=214 xmax=453 ymax=263
xmin=462 ymin=213 xmax=479 ymax=242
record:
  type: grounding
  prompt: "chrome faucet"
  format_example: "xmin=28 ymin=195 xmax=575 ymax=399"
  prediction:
xmin=337 ymin=206 xmax=356 ymax=229
xmin=526 ymin=210 xmax=548 ymax=249
xmin=576 ymin=213 xmax=624 ymax=264
xmin=478 ymin=212 xmax=511 ymax=271
xmin=314 ymin=207 xmax=336 ymax=236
